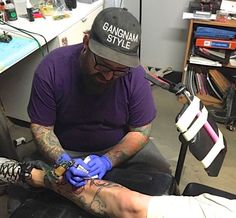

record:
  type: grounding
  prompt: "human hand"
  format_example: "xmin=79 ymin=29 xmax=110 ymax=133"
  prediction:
xmin=56 ymin=153 xmax=90 ymax=187
xmin=64 ymin=158 xmax=91 ymax=188
xmin=56 ymin=153 xmax=71 ymax=164
xmin=87 ymin=155 xmax=112 ymax=179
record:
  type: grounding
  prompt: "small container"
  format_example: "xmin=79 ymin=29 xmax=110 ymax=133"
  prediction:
xmin=39 ymin=4 xmax=54 ymax=16
xmin=5 ymin=0 xmax=18 ymax=21
xmin=14 ymin=0 xmax=27 ymax=16
xmin=216 ymin=10 xmax=228 ymax=22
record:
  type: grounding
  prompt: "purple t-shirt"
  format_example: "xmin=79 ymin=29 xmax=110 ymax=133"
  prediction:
xmin=28 ymin=44 xmax=156 ymax=152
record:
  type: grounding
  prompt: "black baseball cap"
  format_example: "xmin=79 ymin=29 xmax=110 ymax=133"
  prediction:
xmin=89 ymin=7 xmax=141 ymax=67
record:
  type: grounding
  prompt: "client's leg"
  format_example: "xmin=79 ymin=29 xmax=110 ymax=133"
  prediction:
xmin=0 ymin=157 xmax=150 ymax=218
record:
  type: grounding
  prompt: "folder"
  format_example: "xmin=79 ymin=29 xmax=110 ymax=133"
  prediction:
xmin=196 ymin=38 xmax=236 ymax=50
xmin=194 ymin=47 xmax=230 ymax=64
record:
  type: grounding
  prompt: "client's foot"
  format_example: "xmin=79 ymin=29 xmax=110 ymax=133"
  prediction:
xmin=0 ymin=157 xmax=32 ymax=184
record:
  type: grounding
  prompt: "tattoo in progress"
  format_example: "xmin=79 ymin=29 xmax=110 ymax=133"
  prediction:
xmin=44 ymin=175 xmax=123 ymax=217
xmin=31 ymin=123 xmax=64 ymax=162
xmin=107 ymin=123 xmax=152 ymax=166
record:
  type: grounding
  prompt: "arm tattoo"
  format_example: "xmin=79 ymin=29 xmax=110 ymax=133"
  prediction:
xmin=107 ymin=149 xmax=129 ymax=165
xmin=106 ymin=123 xmax=152 ymax=166
xmin=88 ymin=180 xmax=122 ymax=217
xmin=44 ymin=175 xmax=123 ymax=217
xmin=129 ymin=123 xmax=152 ymax=137
xmin=31 ymin=124 xmax=64 ymax=162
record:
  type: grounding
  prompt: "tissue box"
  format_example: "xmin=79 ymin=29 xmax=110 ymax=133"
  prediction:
xmin=78 ymin=0 xmax=98 ymax=4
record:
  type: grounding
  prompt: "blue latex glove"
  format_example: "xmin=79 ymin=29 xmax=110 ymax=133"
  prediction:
xmin=56 ymin=153 xmax=71 ymax=164
xmin=64 ymin=158 xmax=91 ymax=188
xmin=87 ymin=155 xmax=112 ymax=179
xmin=56 ymin=153 xmax=90 ymax=188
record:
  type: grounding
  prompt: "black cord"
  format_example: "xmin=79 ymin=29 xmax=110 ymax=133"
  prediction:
xmin=17 ymin=27 xmax=49 ymax=53
xmin=0 ymin=20 xmax=48 ymax=56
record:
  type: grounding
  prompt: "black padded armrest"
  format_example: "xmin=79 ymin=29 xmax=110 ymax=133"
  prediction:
xmin=183 ymin=183 xmax=236 ymax=199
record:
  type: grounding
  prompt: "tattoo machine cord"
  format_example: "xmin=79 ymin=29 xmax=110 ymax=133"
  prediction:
xmin=0 ymin=20 xmax=48 ymax=56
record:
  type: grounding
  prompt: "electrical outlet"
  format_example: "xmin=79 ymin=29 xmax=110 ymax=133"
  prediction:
xmin=14 ymin=137 xmax=26 ymax=147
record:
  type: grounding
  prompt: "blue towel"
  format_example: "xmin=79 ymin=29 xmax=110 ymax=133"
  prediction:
xmin=0 ymin=36 xmax=38 ymax=72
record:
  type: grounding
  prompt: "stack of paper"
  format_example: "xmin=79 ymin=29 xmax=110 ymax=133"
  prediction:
xmin=189 ymin=55 xmax=222 ymax=67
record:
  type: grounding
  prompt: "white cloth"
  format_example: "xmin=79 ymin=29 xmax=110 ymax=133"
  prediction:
xmin=147 ymin=193 xmax=236 ymax=218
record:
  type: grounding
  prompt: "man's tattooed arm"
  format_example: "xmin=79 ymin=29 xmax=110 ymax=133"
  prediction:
xmin=30 ymin=123 xmax=65 ymax=162
xmin=106 ymin=123 xmax=152 ymax=167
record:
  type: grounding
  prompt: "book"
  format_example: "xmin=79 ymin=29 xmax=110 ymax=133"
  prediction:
xmin=206 ymin=72 xmax=223 ymax=101
xmin=195 ymin=38 xmax=236 ymax=50
xmin=208 ymin=69 xmax=231 ymax=94
xmin=196 ymin=93 xmax=223 ymax=108
xmin=189 ymin=55 xmax=222 ymax=67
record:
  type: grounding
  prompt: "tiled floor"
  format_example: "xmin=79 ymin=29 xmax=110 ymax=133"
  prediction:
xmin=0 ymin=85 xmax=236 ymax=217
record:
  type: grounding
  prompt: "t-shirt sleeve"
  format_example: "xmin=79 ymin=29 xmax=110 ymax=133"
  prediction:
xmin=128 ymin=66 xmax=156 ymax=127
xmin=147 ymin=194 xmax=236 ymax=218
xmin=27 ymin=61 xmax=56 ymax=126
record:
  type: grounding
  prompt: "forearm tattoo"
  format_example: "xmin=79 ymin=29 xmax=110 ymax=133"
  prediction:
xmin=130 ymin=123 xmax=152 ymax=138
xmin=44 ymin=175 xmax=123 ymax=217
xmin=31 ymin=124 xmax=64 ymax=162
xmin=107 ymin=124 xmax=152 ymax=166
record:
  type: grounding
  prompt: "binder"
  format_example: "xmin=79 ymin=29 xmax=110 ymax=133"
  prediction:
xmin=196 ymin=38 xmax=236 ymax=50
xmin=195 ymin=27 xmax=236 ymax=40
xmin=194 ymin=47 xmax=230 ymax=64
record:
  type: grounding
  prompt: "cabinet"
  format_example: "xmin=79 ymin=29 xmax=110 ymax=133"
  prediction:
xmin=57 ymin=6 xmax=102 ymax=46
xmin=182 ymin=19 xmax=236 ymax=108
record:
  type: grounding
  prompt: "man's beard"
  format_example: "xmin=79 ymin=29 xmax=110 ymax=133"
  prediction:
xmin=82 ymin=72 xmax=114 ymax=95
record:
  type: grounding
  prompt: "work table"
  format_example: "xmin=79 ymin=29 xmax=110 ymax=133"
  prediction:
xmin=0 ymin=0 xmax=103 ymax=73
xmin=0 ymin=0 xmax=103 ymax=121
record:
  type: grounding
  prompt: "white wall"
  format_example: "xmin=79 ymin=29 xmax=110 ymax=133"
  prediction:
xmin=124 ymin=0 xmax=190 ymax=71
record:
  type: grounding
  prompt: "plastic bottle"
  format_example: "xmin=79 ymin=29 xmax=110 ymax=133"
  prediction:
xmin=0 ymin=2 xmax=6 ymax=21
xmin=5 ymin=0 xmax=17 ymax=21
xmin=14 ymin=0 xmax=27 ymax=16
xmin=26 ymin=0 xmax=34 ymax=21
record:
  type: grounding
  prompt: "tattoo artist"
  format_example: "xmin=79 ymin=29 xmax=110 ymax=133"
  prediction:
xmin=27 ymin=7 xmax=171 ymax=190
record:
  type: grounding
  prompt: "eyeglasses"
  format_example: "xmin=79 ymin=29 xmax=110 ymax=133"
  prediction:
xmin=93 ymin=53 xmax=130 ymax=77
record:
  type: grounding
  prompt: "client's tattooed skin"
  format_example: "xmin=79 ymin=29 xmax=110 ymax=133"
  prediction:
xmin=44 ymin=173 xmax=124 ymax=217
